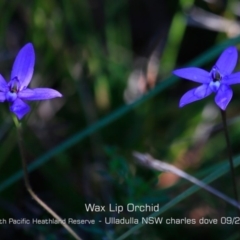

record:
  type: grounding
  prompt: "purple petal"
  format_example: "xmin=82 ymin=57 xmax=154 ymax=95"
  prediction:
xmin=223 ymin=72 xmax=240 ymax=85
xmin=11 ymin=43 xmax=35 ymax=89
xmin=179 ymin=85 xmax=212 ymax=107
xmin=173 ymin=68 xmax=210 ymax=83
xmin=214 ymin=46 xmax=238 ymax=75
xmin=18 ymin=88 xmax=35 ymax=99
xmin=0 ymin=74 xmax=7 ymax=91
xmin=10 ymin=98 xmax=30 ymax=119
xmin=0 ymin=92 xmax=6 ymax=102
xmin=19 ymin=88 xmax=62 ymax=101
xmin=193 ymin=84 xmax=212 ymax=98
xmin=214 ymin=84 xmax=233 ymax=110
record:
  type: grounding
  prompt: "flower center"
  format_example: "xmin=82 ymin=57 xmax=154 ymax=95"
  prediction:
xmin=209 ymin=68 xmax=222 ymax=92
xmin=211 ymin=68 xmax=222 ymax=82
xmin=5 ymin=77 xmax=20 ymax=102
xmin=9 ymin=77 xmax=20 ymax=93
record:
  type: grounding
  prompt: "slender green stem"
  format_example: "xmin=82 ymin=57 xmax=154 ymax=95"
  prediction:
xmin=13 ymin=116 xmax=82 ymax=240
xmin=220 ymin=110 xmax=239 ymax=203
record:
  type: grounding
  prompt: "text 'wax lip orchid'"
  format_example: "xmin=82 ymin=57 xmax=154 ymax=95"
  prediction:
xmin=173 ymin=46 xmax=240 ymax=110
xmin=0 ymin=43 xmax=62 ymax=119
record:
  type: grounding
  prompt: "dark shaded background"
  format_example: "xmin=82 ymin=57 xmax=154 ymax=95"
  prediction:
xmin=0 ymin=0 xmax=240 ymax=239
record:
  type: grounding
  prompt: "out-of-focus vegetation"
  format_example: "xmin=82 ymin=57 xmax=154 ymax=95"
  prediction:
xmin=1 ymin=0 xmax=240 ymax=239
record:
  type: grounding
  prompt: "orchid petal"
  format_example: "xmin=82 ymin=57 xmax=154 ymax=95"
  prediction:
xmin=19 ymin=88 xmax=62 ymax=101
xmin=173 ymin=67 xmax=210 ymax=83
xmin=223 ymin=72 xmax=240 ymax=85
xmin=193 ymin=84 xmax=212 ymax=98
xmin=18 ymin=88 xmax=35 ymax=99
xmin=0 ymin=74 xmax=7 ymax=91
xmin=179 ymin=86 xmax=212 ymax=107
xmin=215 ymin=46 xmax=238 ymax=75
xmin=0 ymin=92 xmax=6 ymax=102
xmin=10 ymin=98 xmax=30 ymax=119
xmin=215 ymin=84 xmax=233 ymax=110
xmin=11 ymin=43 xmax=35 ymax=89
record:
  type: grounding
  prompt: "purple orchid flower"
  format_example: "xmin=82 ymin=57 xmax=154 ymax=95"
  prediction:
xmin=0 ymin=43 xmax=62 ymax=119
xmin=173 ymin=46 xmax=240 ymax=110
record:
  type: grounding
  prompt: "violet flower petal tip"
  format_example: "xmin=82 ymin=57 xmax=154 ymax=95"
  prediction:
xmin=215 ymin=46 xmax=238 ymax=75
xmin=179 ymin=88 xmax=201 ymax=108
xmin=0 ymin=92 xmax=6 ymax=102
xmin=11 ymin=43 xmax=35 ymax=88
xmin=0 ymin=74 xmax=8 ymax=91
xmin=10 ymin=98 xmax=30 ymax=120
xmin=179 ymin=85 xmax=213 ymax=108
xmin=179 ymin=101 xmax=186 ymax=108
xmin=19 ymin=88 xmax=62 ymax=101
xmin=33 ymin=88 xmax=62 ymax=100
xmin=214 ymin=84 xmax=233 ymax=110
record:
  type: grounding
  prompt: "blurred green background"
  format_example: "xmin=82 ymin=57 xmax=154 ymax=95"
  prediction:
xmin=1 ymin=0 xmax=240 ymax=239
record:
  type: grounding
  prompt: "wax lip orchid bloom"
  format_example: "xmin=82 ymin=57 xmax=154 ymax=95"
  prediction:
xmin=0 ymin=43 xmax=62 ymax=119
xmin=173 ymin=46 xmax=240 ymax=110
